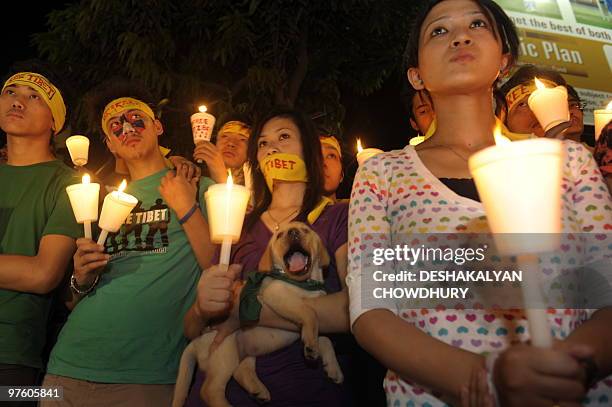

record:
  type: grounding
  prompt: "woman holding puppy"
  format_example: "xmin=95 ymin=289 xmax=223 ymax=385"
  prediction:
xmin=182 ymin=108 xmax=369 ymax=406
xmin=347 ymin=0 xmax=612 ymax=406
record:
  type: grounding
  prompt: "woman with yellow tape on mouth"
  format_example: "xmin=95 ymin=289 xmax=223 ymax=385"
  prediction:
xmin=182 ymin=108 xmax=368 ymax=406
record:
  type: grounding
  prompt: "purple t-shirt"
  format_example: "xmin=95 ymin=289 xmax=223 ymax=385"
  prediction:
xmin=186 ymin=202 xmax=350 ymax=407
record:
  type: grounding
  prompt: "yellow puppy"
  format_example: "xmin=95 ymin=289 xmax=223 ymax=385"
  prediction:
xmin=173 ymin=222 xmax=343 ymax=407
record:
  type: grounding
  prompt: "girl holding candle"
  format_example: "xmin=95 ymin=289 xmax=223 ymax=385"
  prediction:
xmin=347 ymin=1 xmax=612 ymax=406
xmin=184 ymin=108 xmax=383 ymax=406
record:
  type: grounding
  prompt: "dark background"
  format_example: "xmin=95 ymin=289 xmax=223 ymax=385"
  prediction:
xmin=0 ymin=2 xmax=414 ymax=199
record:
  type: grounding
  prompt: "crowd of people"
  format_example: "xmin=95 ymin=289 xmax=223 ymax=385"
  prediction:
xmin=1 ymin=0 xmax=611 ymax=406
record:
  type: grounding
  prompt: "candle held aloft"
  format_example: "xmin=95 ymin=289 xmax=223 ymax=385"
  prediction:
xmin=527 ymin=78 xmax=569 ymax=134
xmin=66 ymin=135 xmax=90 ymax=167
xmin=356 ymin=139 xmax=383 ymax=166
xmin=594 ymin=101 xmax=612 ymax=141
xmin=205 ymin=171 xmax=251 ymax=266
xmin=97 ymin=180 xmax=138 ymax=245
xmin=191 ymin=105 xmax=216 ymax=143
xmin=66 ymin=173 xmax=100 ymax=239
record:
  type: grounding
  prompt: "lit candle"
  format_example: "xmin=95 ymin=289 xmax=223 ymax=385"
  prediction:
xmin=97 ymin=180 xmax=139 ymax=245
xmin=594 ymin=101 xmax=612 ymax=141
xmin=191 ymin=105 xmax=216 ymax=163
xmin=205 ymin=171 xmax=251 ymax=267
xmin=66 ymin=173 xmax=100 ymax=239
xmin=65 ymin=135 xmax=90 ymax=167
xmin=468 ymin=125 xmax=562 ymax=348
xmin=356 ymin=138 xmax=384 ymax=166
xmin=527 ymin=78 xmax=569 ymax=134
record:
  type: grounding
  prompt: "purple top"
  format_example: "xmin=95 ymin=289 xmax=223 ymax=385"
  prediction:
xmin=186 ymin=202 xmax=350 ymax=407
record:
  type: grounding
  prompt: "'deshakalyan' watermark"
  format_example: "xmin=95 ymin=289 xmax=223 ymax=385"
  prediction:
xmin=370 ymin=244 xmax=523 ymax=299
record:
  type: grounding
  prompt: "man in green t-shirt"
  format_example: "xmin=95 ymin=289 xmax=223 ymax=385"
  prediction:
xmin=0 ymin=61 xmax=80 ymax=391
xmin=42 ymin=79 xmax=217 ymax=407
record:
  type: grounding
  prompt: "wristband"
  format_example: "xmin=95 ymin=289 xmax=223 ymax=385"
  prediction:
xmin=179 ymin=203 xmax=199 ymax=225
xmin=70 ymin=273 xmax=100 ymax=295
xmin=485 ymin=352 xmax=502 ymax=407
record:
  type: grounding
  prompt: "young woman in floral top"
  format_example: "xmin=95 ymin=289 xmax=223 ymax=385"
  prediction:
xmin=347 ymin=1 xmax=612 ymax=406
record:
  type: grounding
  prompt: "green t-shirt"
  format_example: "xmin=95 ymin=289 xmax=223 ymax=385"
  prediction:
xmin=47 ymin=169 xmax=215 ymax=384
xmin=0 ymin=160 xmax=81 ymax=368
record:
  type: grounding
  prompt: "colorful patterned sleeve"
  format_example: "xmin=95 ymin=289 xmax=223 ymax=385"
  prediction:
xmin=565 ymin=142 xmax=612 ymax=311
xmin=347 ymin=154 xmax=398 ymax=328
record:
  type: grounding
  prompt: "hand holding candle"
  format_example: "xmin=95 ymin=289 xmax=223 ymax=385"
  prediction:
xmin=205 ymin=171 xmax=251 ymax=267
xmin=97 ymin=180 xmax=139 ymax=245
xmin=356 ymin=139 xmax=383 ymax=166
xmin=66 ymin=135 xmax=90 ymax=167
xmin=191 ymin=105 xmax=216 ymax=163
xmin=469 ymin=125 xmax=563 ymax=348
xmin=527 ymin=78 xmax=570 ymax=137
xmin=66 ymin=173 xmax=100 ymax=239
xmin=594 ymin=101 xmax=612 ymax=141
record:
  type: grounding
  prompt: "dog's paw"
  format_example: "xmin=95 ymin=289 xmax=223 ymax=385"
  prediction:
xmin=323 ymin=362 xmax=344 ymax=384
xmin=249 ymin=388 xmax=271 ymax=404
xmin=303 ymin=345 xmax=320 ymax=361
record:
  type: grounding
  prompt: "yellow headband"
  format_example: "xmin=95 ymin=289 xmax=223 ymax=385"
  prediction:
xmin=101 ymin=97 xmax=155 ymax=136
xmin=219 ymin=120 xmax=250 ymax=138
xmin=2 ymin=72 xmax=66 ymax=135
xmin=505 ymin=78 xmax=558 ymax=112
xmin=320 ymin=135 xmax=342 ymax=158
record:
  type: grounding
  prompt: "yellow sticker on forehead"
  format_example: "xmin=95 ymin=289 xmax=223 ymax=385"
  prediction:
xmin=505 ymin=78 xmax=559 ymax=112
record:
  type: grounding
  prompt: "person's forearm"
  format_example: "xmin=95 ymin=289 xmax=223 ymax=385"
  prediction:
xmin=181 ymin=211 xmax=215 ymax=270
xmin=565 ymin=307 xmax=612 ymax=380
xmin=353 ymin=309 xmax=483 ymax=405
xmin=257 ymin=290 xmax=349 ymax=333
xmin=0 ymin=254 xmax=58 ymax=294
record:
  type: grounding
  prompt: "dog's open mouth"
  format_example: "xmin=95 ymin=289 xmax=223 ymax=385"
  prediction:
xmin=283 ymin=244 xmax=311 ymax=275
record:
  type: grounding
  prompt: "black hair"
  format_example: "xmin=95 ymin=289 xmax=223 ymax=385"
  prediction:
xmin=245 ymin=107 xmax=324 ymax=231
xmin=566 ymin=84 xmax=581 ymax=102
xmin=499 ymin=64 xmax=567 ymax=96
xmin=2 ymin=59 xmax=74 ymax=135
xmin=403 ymin=0 xmax=520 ymax=72
xmin=85 ymin=76 xmax=158 ymax=140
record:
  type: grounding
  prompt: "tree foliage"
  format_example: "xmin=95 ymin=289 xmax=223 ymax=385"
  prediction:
xmin=35 ymin=0 xmax=414 ymax=154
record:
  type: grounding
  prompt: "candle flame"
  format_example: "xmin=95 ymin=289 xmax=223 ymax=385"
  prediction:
xmin=606 ymin=100 xmax=612 ymax=110
xmin=534 ymin=77 xmax=547 ymax=90
xmin=494 ymin=123 xmax=511 ymax=146
xmin=356 ymin=138 xmax=363 ymax=154
xmin=198 ymin=105 xmax=207 ymax=113
xmin=226 ymin=170 xmax=233 ymax=189
xmin=82 ymin=173 xmax=91 ymax=184
xmin=118 ymin=179 xmax=127 ymax=193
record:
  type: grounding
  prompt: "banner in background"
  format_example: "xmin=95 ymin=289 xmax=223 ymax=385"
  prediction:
xmin=495 ymin=0 xmax=611 ymax=125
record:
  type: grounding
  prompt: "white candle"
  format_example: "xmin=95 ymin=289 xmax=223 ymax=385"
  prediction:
xmin=191 ymin=105 xmax=216 ymax=163
xmin=594 ymin=101 xmax=612 ymax=141
xmin=97 ymin=180 xmax=138 ymax=245
xmin=66 ymin=173 xmax=100 ymax=239
xmin=468 ymin=126 xmax=562 ymax=348
xmin=356 ymin=139 xmax=383 ymax=166
xmin=65 ymin=135 xmax=90 ymax=167
xmin=527 ymin=78 xmax=569 ymax=133
xmin=205 ymin=171 xmax=251 ymax=266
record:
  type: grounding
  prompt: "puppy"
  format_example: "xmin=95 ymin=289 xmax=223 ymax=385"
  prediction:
xmin=173 ymin=222 xmax=344 ymax=407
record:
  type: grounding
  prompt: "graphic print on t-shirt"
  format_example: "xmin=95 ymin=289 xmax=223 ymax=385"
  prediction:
xmin=105 ymin=198 xmax=171 ymax=255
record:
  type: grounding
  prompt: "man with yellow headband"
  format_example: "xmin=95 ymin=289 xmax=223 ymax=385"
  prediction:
xmin=41 ymin=79 xmax=217 ymax=407
xmin=499 ymin=65 xmax=569 ymax=139
xmin=320 ymin=135 xmax=345 ymax=202
xmin=0 ymin=62 xmax=80 ymax=392
xmin=194 ymin=119 xmax=251 ymax=184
